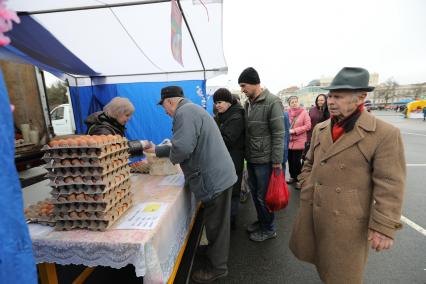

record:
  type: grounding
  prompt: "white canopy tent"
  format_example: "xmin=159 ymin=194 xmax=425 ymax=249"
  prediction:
xmin=5 ymin=0 xmax=227 ymax=86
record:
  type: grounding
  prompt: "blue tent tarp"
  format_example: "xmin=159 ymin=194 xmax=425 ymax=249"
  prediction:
xmin=70 ymin=80 xmax=210 ymax=144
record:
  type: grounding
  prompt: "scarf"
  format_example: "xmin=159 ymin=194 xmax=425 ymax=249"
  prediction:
xmin=331 ymin=105 xmax=364 ymax=142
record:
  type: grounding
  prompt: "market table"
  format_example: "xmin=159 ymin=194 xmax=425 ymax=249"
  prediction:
xmin=29 ymin=173 xmax=198 ymax=284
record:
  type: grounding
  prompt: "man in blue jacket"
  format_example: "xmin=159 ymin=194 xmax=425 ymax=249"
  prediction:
xmin=147 ymin=86 xmax=237 ymax=283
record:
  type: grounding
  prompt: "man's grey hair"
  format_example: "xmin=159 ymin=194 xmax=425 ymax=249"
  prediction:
xmin=167 ymin=97 xmax=184 ymax=104
xmin=103 ymin=97 xmax=135 ymax=119
xmin=351 ymin=91 xmax=367 ymax=102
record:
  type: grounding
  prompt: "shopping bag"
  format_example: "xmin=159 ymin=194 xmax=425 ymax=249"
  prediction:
xmin=265 ymin=168 xmax=290 ymax=212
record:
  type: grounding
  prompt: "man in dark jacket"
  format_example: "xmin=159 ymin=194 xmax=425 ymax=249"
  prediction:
xmin=147 ymin=86 xmax=237 ymax=283
xmin=213 ymin=88 xmax=245 ymax=230
xmin=239 ymin=67 xmax=285 ymax=242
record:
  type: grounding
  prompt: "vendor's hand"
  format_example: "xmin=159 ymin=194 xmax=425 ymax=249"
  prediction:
xmin=141 ymin=140 xmax=153 ymax=149
xmin=368 ymin=229 xmax=394 ymax=252
xmin=290 ymin=129 xmax=295 ymax=134
xmin=272 ymin=163 xmax=282 ymax=169
xmin=144 ymin=144 xmax=156 ymax=154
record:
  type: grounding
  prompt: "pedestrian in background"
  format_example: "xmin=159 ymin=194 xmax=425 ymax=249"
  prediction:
xmin=282 ymin=110 xmax=291 ymax=172
xmin=423 ymin=106 xmax=426 ymax=121
xmin=290 ymin=67 xmax=406 ymax=283
xmin=147 ymin=86 xmax=237 ymax=283
xmin=304 ymin=94 xmax=329 ymax=159
xmin=286 ymin=96 xmax=311 ymax=189
xmin=213 ymin=88 xmax=245 ymax=230
xmin=238 ymin=67 xmax=285 ymax=242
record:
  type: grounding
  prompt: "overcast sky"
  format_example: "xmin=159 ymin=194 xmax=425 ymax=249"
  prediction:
xmin=207 ymin=0 xmax=426 ymax=93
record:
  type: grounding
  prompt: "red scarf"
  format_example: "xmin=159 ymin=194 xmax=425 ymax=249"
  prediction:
xmin=331 ymin=105 xmax=364 ymax=142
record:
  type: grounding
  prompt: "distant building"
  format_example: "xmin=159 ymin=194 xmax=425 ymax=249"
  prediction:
xmin=369 ymin=82 xmax=426 ymax=107
xmin=277 ymin=86 xmax=299 ymax=104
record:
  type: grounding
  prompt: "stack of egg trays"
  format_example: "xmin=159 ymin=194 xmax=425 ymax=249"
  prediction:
xmin=43 ymin=137 xmax=132 ymax=231
xmin=42 ymin=139 xmax=129 ymax=161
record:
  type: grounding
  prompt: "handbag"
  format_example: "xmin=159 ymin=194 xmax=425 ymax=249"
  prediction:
xmin=265 ymin=168 xmax=290 ymax=212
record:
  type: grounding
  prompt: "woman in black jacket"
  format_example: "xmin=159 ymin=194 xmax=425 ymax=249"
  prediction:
xmin=213 ymin=88 xmax=245 ymax=230
xmin=85 ymin=97 xmax=148 ymax=156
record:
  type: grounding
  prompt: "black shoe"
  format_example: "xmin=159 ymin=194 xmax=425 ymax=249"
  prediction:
xmin=246 ymin=221 xmax=260 ymax=233
xmin=191 ymin=268 xmax=228 ymax=283
xmin=249 ymin=230 xmax=277 ymax=242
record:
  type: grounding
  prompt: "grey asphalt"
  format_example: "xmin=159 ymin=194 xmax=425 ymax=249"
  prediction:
xmin=190 ymin=111 xmax=426 ymax=284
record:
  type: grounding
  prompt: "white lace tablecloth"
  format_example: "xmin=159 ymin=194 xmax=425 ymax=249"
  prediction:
xmin=29 ymin=174 xmax=197 ymax=284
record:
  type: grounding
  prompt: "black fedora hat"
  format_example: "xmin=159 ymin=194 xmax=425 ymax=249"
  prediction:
xmin=158 ymin=86 xmax=184 ymax=105
xmin=323 ymin=67 xmax=375 ymax=92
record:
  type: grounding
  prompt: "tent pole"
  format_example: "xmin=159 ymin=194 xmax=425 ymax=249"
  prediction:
xmin=176 ymin=0 xmax=206 ymax=81
xmin=17 ymin=1 xmax=172 ymax=15
xmin=73 ymin=77 xmax=85 ymax=134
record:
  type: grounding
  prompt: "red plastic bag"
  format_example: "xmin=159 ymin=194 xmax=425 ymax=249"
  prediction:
xmin=265 ymin=168 xmax=290 ymax=212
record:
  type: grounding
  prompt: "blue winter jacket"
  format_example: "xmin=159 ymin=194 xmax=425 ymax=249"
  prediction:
xmin=282 ymin=111 xmax=290 ymax=169
xmin=0 ymin=71 xmax=37 ymax=283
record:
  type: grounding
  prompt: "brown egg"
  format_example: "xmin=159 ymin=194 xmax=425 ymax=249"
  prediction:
xmin=64 ymin=177 xmax=74 ymax=184
xmin=86 ymin=138 xmax=97 ymax=147
xmin=73 ymin=176 xmax=83 ymax=183
xmin=68 ymin=193 xmax=76 ymax=201
xmin=76 ymin=193 xmax=85 ymax=201
xmin=67 ymin=138 xmax=78 ymax=147
xmin=58 ymin=196 xmax=67 ymax=202
xmin=77 ymin=138 xmax=88 ymax=147
xmin=58 ymin=139 xmax=68 ymax=147
xmin=71 ymin=158 xmax=81 ymax=166
xmin=69 ymin=212 xmax=78 ymax=218
xmin=77 ymin=211 xmax=86 ymax=218
xmin=49 ymin=140 xmax=60 ymax=148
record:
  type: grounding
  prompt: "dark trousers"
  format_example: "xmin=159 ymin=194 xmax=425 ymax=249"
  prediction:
xmin=247 ymin=162 xmax=274 ymax=232
xmin=231 ymin=169 xmax=243 ymax=222
xmin=288 ymin=149 xmax=303 ymax=180
xmin=203 ymin=186 xmax=232 ymax=270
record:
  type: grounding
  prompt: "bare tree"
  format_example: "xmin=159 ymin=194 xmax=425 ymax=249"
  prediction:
xmin=46 ymin=81 xmax=68 ymax=110
xmin=375 ymin=78 xmax=399 ymax=106
xmin=411 ymin=84 xmax=425 ymax=100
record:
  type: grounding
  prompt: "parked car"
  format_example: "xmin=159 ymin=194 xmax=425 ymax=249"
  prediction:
xmin=50 ymin=104 xmax=76 ymax=136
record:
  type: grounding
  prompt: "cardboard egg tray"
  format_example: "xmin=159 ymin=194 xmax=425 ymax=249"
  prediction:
xmin=45 ymin=135 xmax=126 ymax=149
xmin=55 ymin=200 xmax=131 ymax=231
xmin=50 ymin=177 xmax=131 ymax=195
xmin=25 ymin=199 xmax=56 ymax=226
xmin=43 ymin=146 xmax=128 ymax=160
xmin=45 ymin=154 xmax=129 ymax=169
xmin=55 ymin=194 xmax=132 ymax=222
xmin=53 ymin=190 xmax=132 ymax=214
xmin=52 ymin=181 xmax=131 ymax=206
xmin=48 ymin=166 xmax=130 ymax=187
xmin=46 ymin=158 xmax=129 ymax=178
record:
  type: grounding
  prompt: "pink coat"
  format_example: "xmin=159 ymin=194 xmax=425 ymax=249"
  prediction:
xmin=289 ymin=108 xmax=311 ymax=150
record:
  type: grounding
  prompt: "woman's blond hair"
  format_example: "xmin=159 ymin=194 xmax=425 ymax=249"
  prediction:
xmin=103 ymin=97 xmax=135 ymax=119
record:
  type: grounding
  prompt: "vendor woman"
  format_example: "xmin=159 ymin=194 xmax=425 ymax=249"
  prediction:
xmin=85 ymin=97 xmax=149 ymax=156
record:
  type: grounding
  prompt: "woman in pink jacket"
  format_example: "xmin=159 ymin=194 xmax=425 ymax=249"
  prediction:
xmin=286 ymin=96 xmax=311 ymax=189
